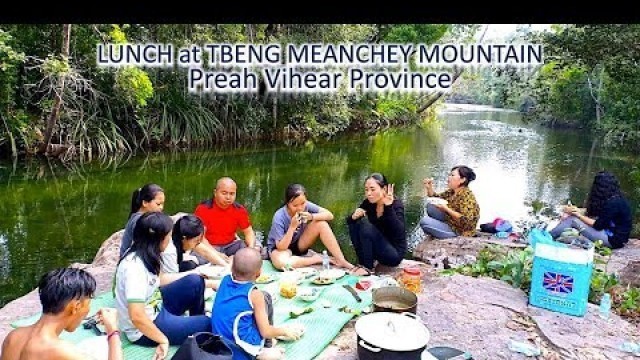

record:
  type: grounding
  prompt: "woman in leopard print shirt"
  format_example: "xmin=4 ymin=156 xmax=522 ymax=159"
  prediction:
xmin=420 ymin=165 xmax=480 ymax=238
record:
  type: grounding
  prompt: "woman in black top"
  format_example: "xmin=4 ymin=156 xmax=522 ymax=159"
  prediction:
xmin=347 ymin=173 xmax=406 ymax=275
xmin=550 ymin=171 xmax=632 ymax=249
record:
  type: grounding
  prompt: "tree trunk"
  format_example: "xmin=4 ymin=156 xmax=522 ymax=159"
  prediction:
xmin=38 ymin=24 xmax=71 ymax=154
xmin=1 ymin=112 xmax=17 ymax=157
xmin=417 ymin=25 xmax=489 ymax=115
xmin=417 ymin=67 xmax=464 ymax=114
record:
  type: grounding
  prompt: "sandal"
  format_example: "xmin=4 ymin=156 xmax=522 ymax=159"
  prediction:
xmin=349 ymin=265 xmax=373 ymax=276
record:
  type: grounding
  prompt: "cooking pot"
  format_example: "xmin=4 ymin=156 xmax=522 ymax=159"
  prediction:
xmin=355 ymin=311 xmax=430 ymax=360
xmin=372 ymin=286 xmax=418 ymax=314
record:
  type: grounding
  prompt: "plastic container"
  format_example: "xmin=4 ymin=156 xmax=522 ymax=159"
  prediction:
xmin=599 ymin=293 xmax=611 ymax=320
xmin=529 ymin=242 xmax=593 ymax=317
xmin=279 ymin=272 xmax=298 ymax=299
xmin=322 ymin=250 xmax=330 ymax=270
xmin=399 ymin=267 xmax=423 ymax=294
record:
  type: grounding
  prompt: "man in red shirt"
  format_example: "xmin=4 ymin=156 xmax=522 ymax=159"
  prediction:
xmin=195 ymin=177 xmax=257 ymax=257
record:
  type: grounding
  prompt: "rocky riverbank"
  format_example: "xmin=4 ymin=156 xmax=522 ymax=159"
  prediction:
xmin=2 ymin=229 xmax=640 ymax=359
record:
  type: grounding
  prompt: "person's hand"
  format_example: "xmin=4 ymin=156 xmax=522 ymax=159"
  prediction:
xmin=352 ymin=208 xmax=366 ymax=220
xmin=299 ymin=211 xmax=313 ymax=223
xmin=290 ymin=212 xmax=302 ymax=228
xmin=423 ymin=178 xmax=434 ymax=195
xmin=563 ymin=205 xmax=579 ymax=214
xmin=383 ymin=184 xmax=395 ymax=206
xmin=96 ymin=308 xmax=118 ymax=333
xmin=280 ymin=325 xmax=304 ymax=341
xmin=153 ymin=342 xmax=169 ymax=360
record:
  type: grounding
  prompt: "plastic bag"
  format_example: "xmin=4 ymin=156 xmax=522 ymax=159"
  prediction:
xmin=527 ymin=228 xmax=555 ymax=249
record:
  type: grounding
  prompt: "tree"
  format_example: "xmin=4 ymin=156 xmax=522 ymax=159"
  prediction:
xmin=38 ymin=24 xmax=70 ymax=155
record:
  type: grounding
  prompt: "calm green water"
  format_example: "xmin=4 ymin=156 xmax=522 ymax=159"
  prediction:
xmin=0 ymin=105 xmax=637 ymax=307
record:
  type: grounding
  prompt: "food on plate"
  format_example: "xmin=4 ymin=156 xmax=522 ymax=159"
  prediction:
xmin=319 ymin=268 xmax=346 ymax=280
xmin=312 ymin=276 xmax=335 ymax=285
xmin=256 ymin=274 xmax=275 ymax=284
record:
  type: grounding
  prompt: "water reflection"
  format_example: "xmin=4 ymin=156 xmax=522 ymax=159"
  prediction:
xmin=0 ymin=107 xmax=637 ymax=307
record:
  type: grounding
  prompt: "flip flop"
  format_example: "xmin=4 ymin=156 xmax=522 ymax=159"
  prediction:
xmin=349 ymin=265 xmax=373 ymax=276
xmin=427 ymin=346 xmax=473 ymax=359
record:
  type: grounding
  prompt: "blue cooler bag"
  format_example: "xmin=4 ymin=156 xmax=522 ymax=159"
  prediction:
xmin=529 ymin=242 xmax=594 ymax=317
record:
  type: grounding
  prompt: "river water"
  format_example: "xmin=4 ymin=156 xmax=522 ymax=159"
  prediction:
xmin=0 ymin=104 xmax=637 ymax=307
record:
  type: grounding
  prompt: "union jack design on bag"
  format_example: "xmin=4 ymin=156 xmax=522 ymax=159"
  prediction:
xmin=543 ymin=272 xmax=574 ymax=294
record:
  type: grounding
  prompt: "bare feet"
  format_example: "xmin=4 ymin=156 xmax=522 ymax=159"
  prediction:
xmin=328 ymin=255 xmax=354 ymax=269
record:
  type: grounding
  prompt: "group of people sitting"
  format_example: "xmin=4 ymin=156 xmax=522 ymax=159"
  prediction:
xmin=2 ymin=167 xmax=633 ymax=360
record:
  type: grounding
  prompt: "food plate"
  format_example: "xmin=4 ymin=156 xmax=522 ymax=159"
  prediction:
xmin=295 ymin=267 xmax=319 ymax=279
xmin=319 ymin=268 xmax=346 ymax=280
xmin=256 ymin=273 xmax=277 ymax=284
xmin=280 ymin=271 xmax=304 ymax=284
xmin=198 ymin=265 xmax=229 ymax=279
xmin=425 ymin=197 xmax=448 ymax=206
xmin=312 ymin=277 xmax=336 ymax=286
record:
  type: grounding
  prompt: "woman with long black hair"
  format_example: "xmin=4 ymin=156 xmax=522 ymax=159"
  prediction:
xmin=347 ymin=173 xmax=406 ymax=275
xmin=114 ymin=212 xmax=211 ymax=360
xmin=550 ymin=170 xmax=632 ymax=249
xmin=120 ymin=183 xmax=165 ymax=259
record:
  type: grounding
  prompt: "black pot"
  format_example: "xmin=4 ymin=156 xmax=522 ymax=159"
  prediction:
xmin=355 ymin=312 xmax=430 ymax=360
xmin=372 ymin=286 xmax=418 ymax=314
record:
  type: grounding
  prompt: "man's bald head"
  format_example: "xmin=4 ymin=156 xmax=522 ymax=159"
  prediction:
xmin=214 ymin=177 xmax=237 ymax=208
xmin=216 ymin=177 xmax=236 ymax=190
xmin=232 ymin=247 xmax=262 ymax=280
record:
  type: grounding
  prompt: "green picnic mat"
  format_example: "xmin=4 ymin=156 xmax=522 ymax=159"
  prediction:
xmin=256 ymin=261 xmax=373 ymax=360
xmin=11 ymin=261 xmax=372 ymax=360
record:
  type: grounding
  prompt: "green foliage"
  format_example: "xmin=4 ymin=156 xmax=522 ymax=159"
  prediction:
xmin=375 ymin=93 xmax=418 ymax=120
xmin=589 ymin=269 xmax=618 ymax=303
xmin=443 ymin=245 xmax=534 ymax=292
xmin=0 ymin=29 xmax=26 ymax=148
xmin=617 ymin=287 xmax=640 ymax=316
xmin=109 ymin=25 xmax=127 ymax=44
xmin=381 ymin=24 xmax=449 ymax=44
xmin=42 ymin=54 xmax=71 ymax=77
xmin=114 ymin=67 xmax=153 ymax=107
xmin=108 ymin=25 xmax=154 ymax=108
xmin=547 ymin=66 xmax=594 ymax=124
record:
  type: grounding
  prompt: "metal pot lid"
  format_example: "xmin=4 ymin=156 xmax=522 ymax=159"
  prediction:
xmin=355 ymin=312 xmax=430 ymax=351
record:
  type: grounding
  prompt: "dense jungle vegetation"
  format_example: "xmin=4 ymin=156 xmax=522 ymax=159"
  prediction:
xmin=450 ymin=24 xmax=640 ymax=151
xmin=0 ymin=24 xmax=639 ymax=161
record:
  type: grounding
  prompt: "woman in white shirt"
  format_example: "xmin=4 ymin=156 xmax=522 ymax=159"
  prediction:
xmin=114 ymin=212 xmax=211 ymax=360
